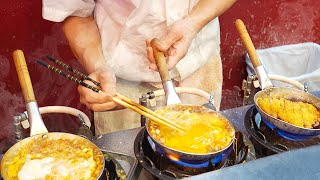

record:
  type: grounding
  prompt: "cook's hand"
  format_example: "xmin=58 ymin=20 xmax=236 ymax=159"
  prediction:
xmin=146 ymin=18 xmax=199 ymax=71
xmin=78 ymin=66 xmax=119 ymax=111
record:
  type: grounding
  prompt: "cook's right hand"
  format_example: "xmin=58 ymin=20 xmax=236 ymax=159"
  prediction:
xmin=78 ymin=66 xmax=118 ymax=111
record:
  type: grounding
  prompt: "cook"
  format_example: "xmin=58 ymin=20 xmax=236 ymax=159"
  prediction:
xmin=42 ymin=0 xmax=236 ymax=135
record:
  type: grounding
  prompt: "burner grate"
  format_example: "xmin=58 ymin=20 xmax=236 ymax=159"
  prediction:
xmin=101 ymin=152 xmax=127 ymax=180
xmin=134 ymin=128 xmax=253 ymax=179
xmin=245 ymin=105 xmax=320 ymax=157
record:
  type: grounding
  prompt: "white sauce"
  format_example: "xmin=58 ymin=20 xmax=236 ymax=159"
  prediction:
xmin=18 ymin=157 xmax=55 ymax=180
xmin=18 ymin=157 xmax=95 ymax=180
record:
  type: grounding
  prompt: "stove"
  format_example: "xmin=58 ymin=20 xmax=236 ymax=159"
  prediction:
xmin=102 ymin=152 xmax=128 ymax=180
xmin=244 ymin=105 xmax=320 ymax=157
xmin=96 ymin=102 xmax=320 ymax=179
xmin=134 ymin=128 xmax=255 ymax=179
xmin=4 ymin=103 xmax=320 ymax=179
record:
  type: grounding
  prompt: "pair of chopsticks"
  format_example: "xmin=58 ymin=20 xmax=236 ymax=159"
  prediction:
xmin=36 ymin=56 xmax=185 ymax=132
xmin=46 ymin=55 xmax=101 ymax=87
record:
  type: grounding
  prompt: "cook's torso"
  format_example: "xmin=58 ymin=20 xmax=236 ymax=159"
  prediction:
xmin=94 ymin=0 xmax=220 ymax=82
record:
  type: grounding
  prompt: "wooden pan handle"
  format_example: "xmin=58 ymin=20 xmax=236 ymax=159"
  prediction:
xmin=13 ymin=50 xmax=36 ymax=103
xmin=150 ymin=38 xmax=171 ymax=82
xmin=235 ymin=19 xmax=262 ymax=68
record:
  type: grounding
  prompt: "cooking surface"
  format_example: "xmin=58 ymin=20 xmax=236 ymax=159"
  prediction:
xmin=93 ymin=105 xmax=254 ymax=180
xmin=2 ymin=92 xmax=319 ymax=179
xmin=2 ymin=102 xmax=319 ymax=179
xmin=94 ymin=92 xmax=320 ymax=179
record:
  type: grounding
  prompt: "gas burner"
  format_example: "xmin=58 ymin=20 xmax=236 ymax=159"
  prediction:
xmin=134 ymin=128 xmax=253 ymax=179
xmin=245 ymin=105 xmax=320 ymax=158
xmin=146 ymin=135 xmax=234 ymax=166
xmin=163 ymin=144 xmax=233 ymax=168
xmin=102 ymin=152 xmax=127 ymax=180
xmin=256 ymin=113 xmax=315 ymax=141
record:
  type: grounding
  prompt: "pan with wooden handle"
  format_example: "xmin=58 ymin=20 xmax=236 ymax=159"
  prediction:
xmin=143 ymin=39 xmax=236 ymax=162
xmin=1 ymin=50 xmax=104 ymax=180
xmin=235 ymin=19 xmax=320 ymax=136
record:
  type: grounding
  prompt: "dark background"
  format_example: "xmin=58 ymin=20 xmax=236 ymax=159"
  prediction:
xmin=0 ymin=0 xmax=319 ymax=151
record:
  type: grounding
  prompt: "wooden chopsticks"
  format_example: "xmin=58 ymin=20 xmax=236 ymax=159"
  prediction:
xmin=112 ymin=93 xmax=185 ymax=132
xmin=36 ymin=58 xmax=185 ymax=132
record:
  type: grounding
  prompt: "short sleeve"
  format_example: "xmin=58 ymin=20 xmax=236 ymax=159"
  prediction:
xmin=42 ymin=0 xmax=95 ymax=22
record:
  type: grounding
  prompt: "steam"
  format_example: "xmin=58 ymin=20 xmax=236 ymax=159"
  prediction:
xmin=0 ymin=81 xmax=24 ymax=153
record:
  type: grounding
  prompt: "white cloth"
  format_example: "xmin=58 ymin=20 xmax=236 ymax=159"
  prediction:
xmin=246 ymin=42 xmax=320 ymax=92
xmin=42 ymin=0 xmax=220 ymax=82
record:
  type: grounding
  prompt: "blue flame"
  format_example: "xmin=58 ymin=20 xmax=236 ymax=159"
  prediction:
xmin=166 ymin=146 xmax=233 ymax=168
xmin=258 ymin=114 xmax=314 ymax=141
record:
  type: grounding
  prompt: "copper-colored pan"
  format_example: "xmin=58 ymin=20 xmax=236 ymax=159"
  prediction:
xmin=235 ymin=19 xmax=320 ymax=136
xmin=1 ymin=50 xmax=104 ymax=179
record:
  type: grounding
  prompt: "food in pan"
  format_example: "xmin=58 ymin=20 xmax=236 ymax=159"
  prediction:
xmin=258 ymin=97 xmax=320 ymax=128
xmin=148 ymin=105 xmax=235 ymax=154
xmin=4 ymin=137 xmax=104 ymax=180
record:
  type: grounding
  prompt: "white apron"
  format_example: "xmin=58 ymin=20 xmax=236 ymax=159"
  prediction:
xmin=42 ymin=0 xmax=222 ymax=135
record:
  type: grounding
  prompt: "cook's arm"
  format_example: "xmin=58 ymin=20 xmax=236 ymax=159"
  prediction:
xmin=187 ymin=0 xmax=237 ymax=32
xmin=62 ymin=15 xmax=118 ymax=111
xmin=62 ymin=15 xmax=107 ymax=73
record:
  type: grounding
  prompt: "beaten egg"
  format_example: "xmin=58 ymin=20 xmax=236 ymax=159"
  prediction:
xmin=2 ymin=135 xmax=104 ymax=180
xmin=148 ymin=105 xmax=235 ymax=154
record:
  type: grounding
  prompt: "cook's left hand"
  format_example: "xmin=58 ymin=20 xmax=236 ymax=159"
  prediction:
xmin=146 ymin=18 xmax=199 ymax=71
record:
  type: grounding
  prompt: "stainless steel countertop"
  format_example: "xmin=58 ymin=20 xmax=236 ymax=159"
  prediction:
xmin=95 ymin=127 xmax=143 ymax=158
xmin=94 ymin=127 xmax=144 ymax=179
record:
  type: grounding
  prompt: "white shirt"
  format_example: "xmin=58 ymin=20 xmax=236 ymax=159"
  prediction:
xmin=42 ymin=0 xmax=220 ymax=82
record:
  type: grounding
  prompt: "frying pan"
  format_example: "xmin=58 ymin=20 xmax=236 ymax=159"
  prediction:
xmin=235 ymin=19 xmax=320 ymax=136
xmin=144 ymin=39 xmax=236 ymax=162
xmin=1 ymin=50 xmax=104 ymax=179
